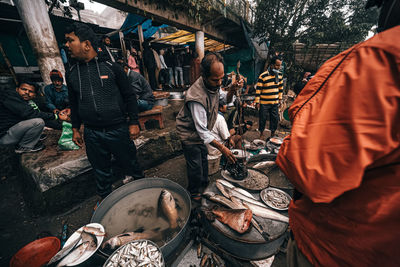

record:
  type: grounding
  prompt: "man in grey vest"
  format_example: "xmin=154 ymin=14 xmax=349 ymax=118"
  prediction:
xmin=176 ymin=52 xmax=239 ymax=199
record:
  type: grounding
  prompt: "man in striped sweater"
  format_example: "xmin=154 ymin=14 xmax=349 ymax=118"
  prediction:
xmin=255 ymin=56 xmax=283 ymax=139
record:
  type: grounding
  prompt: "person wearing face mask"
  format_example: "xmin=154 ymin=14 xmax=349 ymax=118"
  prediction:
xmin=44 ymin=69 xmax=69 ymax=115
xmin=277 ymin=0 xmax=400 ymax=266
xmin=255 ymin=56 xmax=283 ymax=140
xmin=176 ymin=52 xmax=242 ymax=200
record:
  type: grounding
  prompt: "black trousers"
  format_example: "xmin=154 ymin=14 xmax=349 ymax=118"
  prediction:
xmin=182 ymin=143 xmax=208 ymax=194
xmin=84 ymin=124 xmax=144 ymax=198
xmin=258 ymin=104 xmax=279 ymax=134
xmin=147 ymin=67 xmax=157 ymax=90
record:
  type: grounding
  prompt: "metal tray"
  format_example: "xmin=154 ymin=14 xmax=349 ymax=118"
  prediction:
xmin=260 ymin=188 xmax=292 ymax=211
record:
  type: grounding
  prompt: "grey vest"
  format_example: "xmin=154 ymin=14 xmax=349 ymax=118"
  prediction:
xmin=176 ymin=77 xmax=219 ymax=145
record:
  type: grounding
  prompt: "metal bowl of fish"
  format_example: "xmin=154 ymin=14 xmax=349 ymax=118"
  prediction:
xmin=91 ymin=178 xmax=191 ymax=261
xmin=104 ymin=239 xmax=164 ymax=267
xmin=260 ymin=188 xmax=292 ymax=211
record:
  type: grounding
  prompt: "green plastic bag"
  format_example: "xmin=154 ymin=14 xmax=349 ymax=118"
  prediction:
xmin=58 ymin=121 xmax=80 ymax=150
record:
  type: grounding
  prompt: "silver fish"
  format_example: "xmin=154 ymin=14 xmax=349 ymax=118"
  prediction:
xmin=216 ymin=179 xmax=256 ymax=199
xmin=82 ymin=226 xmax=105 ymax=236
xmin=231 ymin=197 xmax=289 ymax=223
xmin=217 ymin=182 xmax=268 ymax=209
xmin=203 ymin=192 xmax=242 ymax=209
xmin=81 ymin=231 xmax=97 ymax=251
xmin=56 ymin=241 xmax=90 ymax=267
xmin=102 ymin=230 xmax=162 ymax=250
xmin=47 ymin=233 xmax=82 ymax=265
xmin=159 ymin=189 xmax=179 ymax=229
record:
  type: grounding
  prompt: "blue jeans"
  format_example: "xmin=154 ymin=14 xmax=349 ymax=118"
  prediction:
xmin=84 ymin=124 xmax=144 ymax=198
xmin=137 ymin=99 xmax=154 ymax=112
xmin=174 ymin=67 xmax=184 ymax=86
xmin=0 ymin=118 xmax=44 ymax=148
xmin=167 ymin=68 xmax=174 ymax=86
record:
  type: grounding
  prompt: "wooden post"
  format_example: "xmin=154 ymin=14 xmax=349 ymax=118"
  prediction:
xmin=119 ymin=31 xmax=127 ymax=63
xmin=195 ymin=31 xmax=204 ymax=61
xmin=138 ymin=24 xmax=148 ymax=81
xmin=14 ymin=0 xmax=64 ymax=85
xmin=0 ymin=43 xmax=18 ymax=86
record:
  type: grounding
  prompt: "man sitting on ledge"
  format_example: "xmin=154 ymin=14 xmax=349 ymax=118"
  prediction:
xmin=0 ymin=79 xmax=68 ymax=153
xmin=123 ymin=63 xmax=155 ymax=112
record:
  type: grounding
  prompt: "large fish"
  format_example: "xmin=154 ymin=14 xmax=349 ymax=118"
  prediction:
xmin=205 ymin=207 xmax=252 ymax=234
xmin=215 ymin=180 xmax=289 ymax=223
xmin=216 ymin=179 xmax=256 ymax=199
xmin=81 ymin=231 xmax=97 ymax=251
xmin=231 ymin=197 xmax=289 ymax=223
xmin=203 ymin=191 xmax=270 ymax=239
xmin=102 ymin=229 xmax=162 ymax=250
xmin=47 ymin=233 xmax=82 ymax=265
xmin=56 ymin=241 xmax=90 ymax=267
xmin=203 ymin=192 xmax=242 ymax=209
xmin=82 ymin=226 xmax=105 ymax=236
xmin=159 ymin=189 xmax=179 ymax=229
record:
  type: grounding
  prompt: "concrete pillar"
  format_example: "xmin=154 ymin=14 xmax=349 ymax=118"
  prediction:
xmin=195 ymin=31 xmax=204 ymax=61
xmin=14 ymin=0 xmax=65 ymax=85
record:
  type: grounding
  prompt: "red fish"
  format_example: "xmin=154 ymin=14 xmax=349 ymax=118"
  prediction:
xmin=207 ymin=207 xmax=252 ymax=233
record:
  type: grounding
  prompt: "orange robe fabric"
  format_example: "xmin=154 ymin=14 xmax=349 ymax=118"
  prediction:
xmin=276 ymin=26 xmax=400 ymax=267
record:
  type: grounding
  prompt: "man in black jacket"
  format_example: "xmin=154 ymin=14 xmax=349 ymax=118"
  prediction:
xmin=65 ymin=23 xmax=144 ymax=204
xmin=0 ymin=80 xmax=67 ymax=153
xmin=123 ymin=64 xmax=155 ymax=112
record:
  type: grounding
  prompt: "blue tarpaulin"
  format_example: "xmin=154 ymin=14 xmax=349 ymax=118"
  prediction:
xmin=120 ymin=14 xmax=168 ymax=39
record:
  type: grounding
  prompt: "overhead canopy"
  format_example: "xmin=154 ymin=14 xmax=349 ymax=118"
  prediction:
xmin=154 ymin=30 xmax=232 ymax=52
xmin=119 ymin=13 xmax=168 ymax=39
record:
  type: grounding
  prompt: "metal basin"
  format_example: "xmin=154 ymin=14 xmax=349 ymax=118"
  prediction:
xmin=91 ymin=178 xmax=191 ymax=261
xmin=201 ymin=182 xmax=288 ymax=260
xmin=169 ymin=92 xmax=184 ymax=100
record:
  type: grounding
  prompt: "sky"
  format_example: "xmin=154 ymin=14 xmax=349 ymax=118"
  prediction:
xmin=79 ymin=0 xmax=107 ymax=14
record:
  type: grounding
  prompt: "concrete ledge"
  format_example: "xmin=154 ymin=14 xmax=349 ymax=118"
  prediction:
xmin=19 ymin=128 xmax=182 ymax=214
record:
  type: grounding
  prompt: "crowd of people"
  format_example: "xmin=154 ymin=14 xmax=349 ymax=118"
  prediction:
xmin=1 ymin=1 xmax=399 ymax=265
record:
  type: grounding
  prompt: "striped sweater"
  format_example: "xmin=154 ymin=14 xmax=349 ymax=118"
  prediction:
xmin=255 ymin=70 xmax=283 ymax=105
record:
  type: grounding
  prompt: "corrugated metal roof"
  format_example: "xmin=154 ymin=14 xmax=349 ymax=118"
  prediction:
xmin=154 ymin=30 xmax=232 ymax=52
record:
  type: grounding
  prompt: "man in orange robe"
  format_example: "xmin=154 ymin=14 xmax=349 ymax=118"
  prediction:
xmin=276 ymin=1 xmax=400 ymax=266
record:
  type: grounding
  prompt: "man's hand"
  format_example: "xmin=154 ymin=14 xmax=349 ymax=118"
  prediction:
xmin=228 ymin=78 xmax=244 ymax=92
xmin=72 ymin=128 xmax=84 ymax=147
xmin=58 ymin=112 xmax=69 ymax=121
xmin=58 ymin=108 xmax=71 ymax=122
xmin=129 ymin=124 xmax=140 ymax=140
xmin=221 ymin=145 xmax=237 ymax=164
xmin=53 ymin=109 xmax=60 ymax=114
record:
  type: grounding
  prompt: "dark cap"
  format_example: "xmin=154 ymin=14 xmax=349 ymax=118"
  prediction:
xmin=49 ymin=69 xmax=63 ymax=81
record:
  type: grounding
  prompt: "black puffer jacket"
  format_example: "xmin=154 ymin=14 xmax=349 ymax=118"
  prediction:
xmin=66 ymin=58 xmax=138 ymax=129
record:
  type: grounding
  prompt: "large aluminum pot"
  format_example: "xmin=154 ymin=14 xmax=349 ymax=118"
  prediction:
xmin=91 ymin=178 xmax=191 ymax=261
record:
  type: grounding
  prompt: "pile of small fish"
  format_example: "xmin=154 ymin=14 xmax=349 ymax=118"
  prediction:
xmin=105 ymin=240 xmax=164 ymax=267
xmin=47 ymin=225 xmax=105 ymax=266
xmin=262 ymin=188 xmax=291 ymax=210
